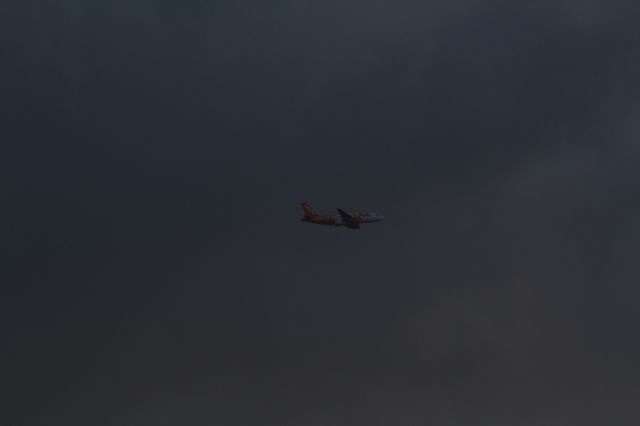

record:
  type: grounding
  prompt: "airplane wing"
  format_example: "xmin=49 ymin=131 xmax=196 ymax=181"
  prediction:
xmin=337 ymin=209 xmax=360 ymax=229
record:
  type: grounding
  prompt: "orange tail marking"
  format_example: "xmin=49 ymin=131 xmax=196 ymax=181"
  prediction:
xmin=301 ymin=202 xmax=317 ymax=218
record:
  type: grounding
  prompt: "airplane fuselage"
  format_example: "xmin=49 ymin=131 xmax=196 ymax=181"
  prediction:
xmin=300 ymin=203 xmax=384 ymax=230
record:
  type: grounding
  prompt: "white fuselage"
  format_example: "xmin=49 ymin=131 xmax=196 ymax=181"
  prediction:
xmin=301 ymin=203 xmax=384 ymax=230
xmin=336 ymin=212 xmax=384 ymax=226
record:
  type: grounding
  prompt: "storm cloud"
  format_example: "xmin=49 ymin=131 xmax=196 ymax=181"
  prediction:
xmin=3 ymin=1 xmax=640 ymax=425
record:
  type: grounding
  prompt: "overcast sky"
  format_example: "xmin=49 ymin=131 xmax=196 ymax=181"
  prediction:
xmin=3 ymin=1 xmax=640 ymax=425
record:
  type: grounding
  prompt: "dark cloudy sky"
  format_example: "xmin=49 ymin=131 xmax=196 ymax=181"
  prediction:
xmin=3 ymin=1 xmax=640 ymax=425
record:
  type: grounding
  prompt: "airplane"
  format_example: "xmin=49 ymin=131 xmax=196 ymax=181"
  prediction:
xmin=300 ymin=202 xmax=384 ymax=230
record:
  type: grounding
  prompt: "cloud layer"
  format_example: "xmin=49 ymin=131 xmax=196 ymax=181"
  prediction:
xmin=3 ymin=1 xmax=640 ymax=425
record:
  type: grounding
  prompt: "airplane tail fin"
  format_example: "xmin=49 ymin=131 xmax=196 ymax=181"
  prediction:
xmin=301 ymin=202 xmax=317 ymax=219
